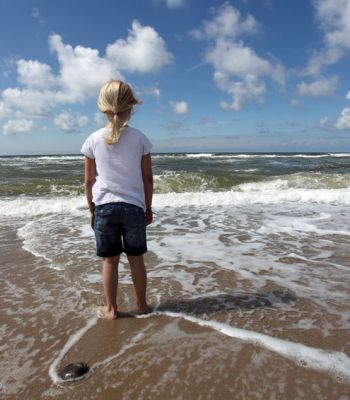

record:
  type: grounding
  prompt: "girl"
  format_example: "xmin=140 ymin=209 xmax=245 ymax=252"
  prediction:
xmin=81 ymin=79 xmax=153 ymax=319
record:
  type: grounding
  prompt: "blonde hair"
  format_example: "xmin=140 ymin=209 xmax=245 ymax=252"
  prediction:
xmin=97 ymin=79 xmax=140 ymax=145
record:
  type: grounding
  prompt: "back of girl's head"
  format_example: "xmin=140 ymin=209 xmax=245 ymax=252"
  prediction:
xmin=97 ymin=79 xmax=141 ymax=145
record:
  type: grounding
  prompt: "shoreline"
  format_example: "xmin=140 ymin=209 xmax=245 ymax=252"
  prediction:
xmin=1 ymin=151 xmax=350 ymax=158
xmin=0 ymin=223 xmax=350 ymax=398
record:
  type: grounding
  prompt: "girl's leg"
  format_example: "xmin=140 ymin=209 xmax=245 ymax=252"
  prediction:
xmin=127 ymin=255 xmax=149 ymax=313
xmin=101 ymin=255 xmax=120 ymax=319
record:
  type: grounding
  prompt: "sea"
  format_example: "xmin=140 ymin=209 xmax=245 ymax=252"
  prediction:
xmin=0 ymin=152 xmax=350 ymax=399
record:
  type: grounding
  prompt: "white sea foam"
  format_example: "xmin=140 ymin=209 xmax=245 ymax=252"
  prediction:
xmin=48 ymin=309 xmax=350 ymax=386
xmin=1 ymin=186 xmax=349 ymax=220
xmin=0 ymin=197 xmax=86 ymax=217
xmin=139 ymin=311 xmax=350 ymax=381
xmin=34 ymin=155 xmax=83 ymax=161
xmin=9 ymin=155 xmax=83 ymax=162
xmin=49 ymin=315 xmax=98 ymax=384
xmin=154 ymin=187 xmax=350 ymax=207
xmin=221 ymin=153 xmax=350 ymax=159
xmin=185 ymin=153 xmax=214 ymax=158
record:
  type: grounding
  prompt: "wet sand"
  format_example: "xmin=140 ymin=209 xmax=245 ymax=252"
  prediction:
xmin=1 ymin=224 xmax=350 ymax=399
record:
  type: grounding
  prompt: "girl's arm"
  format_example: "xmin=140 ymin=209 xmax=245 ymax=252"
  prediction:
xmin=84 ymin=157 xmax=96 ymax=227
xmin=141 ymin=153 xmax=153 ymax=225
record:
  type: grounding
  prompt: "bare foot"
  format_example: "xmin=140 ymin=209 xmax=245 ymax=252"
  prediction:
xmin=97 ymin=306 xmax=117 ymax=320
xmin=137 ymin=304 xmax=153 ymax=315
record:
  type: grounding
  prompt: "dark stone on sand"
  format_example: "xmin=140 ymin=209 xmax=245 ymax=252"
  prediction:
xmin=60 ymin=362 xmax=89 ymax=380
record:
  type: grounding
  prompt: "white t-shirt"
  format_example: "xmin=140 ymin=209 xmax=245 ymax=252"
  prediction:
xmin=81 ymin=126 xmax=152 ymax=210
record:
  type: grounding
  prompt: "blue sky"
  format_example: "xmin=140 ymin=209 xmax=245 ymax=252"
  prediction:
xmin=0 ymin=0 xmax=350 ymax=154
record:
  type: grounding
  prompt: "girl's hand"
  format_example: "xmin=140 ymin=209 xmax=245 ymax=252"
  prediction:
xmin=90 ymin=211 xmax=94 ymax=229
xmin=145 ymin=208 xmax=153 ymax=225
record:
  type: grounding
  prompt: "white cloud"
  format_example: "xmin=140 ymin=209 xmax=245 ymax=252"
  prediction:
xmin=165 ymin=0 xmax=186 ymax=9
xmin=17 ymin=59 xmax=56 ymax=88
xmin=190 ymin=2 xmax=258 ymax=40
xmin=0 ymin=101 xmax=11 ymax=119
xmin=313 ymin=0 xmax=350 ymax=49
xmin=303 ymin=47 xmax=343 ymax=76
xmin=170 ymin=101 xmax=189 ymax=114
xmin=31 ymin=7 xmax=44 ymax=25
xmin=2 ymin=88 xmax=57 ymax=116
xmin=49 ymin=34 xmax=120 ymax=101
xmin=0 ymin=22 xmax=172 ymax=130
xmin=53 ymin=111 xmax=89 ymax=133
xmin=192 ymin=3 xmax=285 ymax=111
xmin=215 ymin=72 xmax=266 ymax=111
xmin=206 ymin=39 xmax=272 ymax=78
xmin=106 ymin=20 xmax=173 ymax=73
xmin=334 ymin=107 xmax=350 ymax=130
xmin=137 ymin=86 xmax=161 ymax=99
xmin=297 ymin=75 xmax=338 ymax=96
xmin=304 ymin=0 xmax=350 ymax=75
xmin=3 ymin=119 xmax=35 ymax=135
xmin=346 ymin=90 xmax=350 ymax=100
xmin=319 ymin=116 xmax=330 ymax=128
xmin=151 ymin=87 xmax=161 ymax=99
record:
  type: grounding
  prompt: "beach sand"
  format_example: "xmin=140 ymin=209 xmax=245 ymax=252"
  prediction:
xmin=1 ymin=223 xmax=350 ymax=400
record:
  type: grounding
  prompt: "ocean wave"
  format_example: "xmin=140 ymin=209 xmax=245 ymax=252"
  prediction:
xmin=153 ymin=172 xmax=350 ymax=193
xmin=154 ymin=188 xmax=350 ymax=207
xmin=152 ymin=153 xmax=350 ymax=160
xmin=0 ymin=196 xmax=87 ymax=217
xmin=1 ymin=186 xmax=350 ymax=218
xmin=185 ymin=153 xmax=215 ymax=158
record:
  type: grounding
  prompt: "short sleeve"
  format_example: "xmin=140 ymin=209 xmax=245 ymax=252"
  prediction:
xmin=81 ymin=135 xmax=95 ymax=159
xmin=141 ymin=132 xmax=153 ymax=155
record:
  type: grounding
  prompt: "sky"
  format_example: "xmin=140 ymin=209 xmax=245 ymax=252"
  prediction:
xmin=0 ymin=0 xmax=350 ymax=155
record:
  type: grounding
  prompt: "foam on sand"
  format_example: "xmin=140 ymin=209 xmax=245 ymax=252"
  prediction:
xmin=49 ymin=311 xmax=350 ymax=385
xmin=49 ymin=315 xmax=98 ymax=384
xmin=140 ymin=311 xmax=350 ymax=382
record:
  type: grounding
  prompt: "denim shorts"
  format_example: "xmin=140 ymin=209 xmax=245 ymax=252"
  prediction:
xmin=93 ymin=202 xmax=147 ymax=257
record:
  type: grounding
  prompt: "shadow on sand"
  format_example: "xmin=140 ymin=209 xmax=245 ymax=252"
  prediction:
xmin=155 ymin=290 xmax=296 ymax=316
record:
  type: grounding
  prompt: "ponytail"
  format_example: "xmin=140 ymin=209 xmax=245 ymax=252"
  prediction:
xmin=105 ymin=113 xmax=127 ymax=145
xmin=97 ymin=79 xmax=140 ymax=145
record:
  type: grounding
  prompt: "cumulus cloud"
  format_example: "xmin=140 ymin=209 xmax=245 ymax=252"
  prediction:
xmin=106 ymin=20 xmax=173 ymax=73
xmin=53 ymin=111 xmax=89 ymax=133
xmin=297 ymin=75 xmax=338 ymax=96
xmin=334 ymin=107 xmax=350 ymax=130
xmin=49 ymin=34 xmax=120 ymax=101
xmin=0 ymin=101 xmax=11 ymax=119
xmin=0 ymin=22 xmax=172 ymax=132
xmin=2 ymin=87 xmax=63 ymax=117
xmin=190 ymin=2 xmax=258 ymax=40
xmin=320 ymin=107 xmax=350 ymax=131
xmin=191 ymin=3 xmax=285 ymax=111
xmin=17 ymin=59 xmax=56 ymax=88
xmin=170 ymin=101 xmax=189 ymax=115
xmin=3 ymin=119 xmax=35 ymax=135
xmin=215 ymin=72 xmax=266 ymax=111
xmin=314 ymin=0 xmax=350 ymax=49
xmin=304 ymin=0 xmax=350 ymax=76
xmin=206 ymin=39 xmax=276 ymax=79
xmin=303 ymin=47 xmax=342 ymax=77
xmin=346 ymin=90 xmax=350 ymax=100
